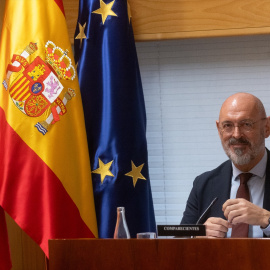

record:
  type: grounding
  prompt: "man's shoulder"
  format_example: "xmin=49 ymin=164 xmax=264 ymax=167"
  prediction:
xmin=195 ymin=159 xmax=232 ymax=183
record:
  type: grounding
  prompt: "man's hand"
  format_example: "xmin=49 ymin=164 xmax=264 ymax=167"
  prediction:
xmin=222 ymin=198 xmax=270 ymax=228
xmin=201 ymin=217 xmax=231 ymax=238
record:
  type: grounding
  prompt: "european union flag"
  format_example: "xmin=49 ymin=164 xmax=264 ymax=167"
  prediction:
xmin=74 ymin=0 xmax=156 ymax=238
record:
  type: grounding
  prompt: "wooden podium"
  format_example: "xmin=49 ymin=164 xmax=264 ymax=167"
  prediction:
xmin=49 ymin=238 xmax=270 ymax=270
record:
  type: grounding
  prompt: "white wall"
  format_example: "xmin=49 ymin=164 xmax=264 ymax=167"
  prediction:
xmin=136 ymin=34 xmax=270 ymax=225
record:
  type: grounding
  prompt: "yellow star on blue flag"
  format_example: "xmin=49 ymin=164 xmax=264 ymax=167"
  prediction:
xmin=125 ymin=161 xmax=146 ymax=187
xmin=92 ymin=0 xmax=117 ymax=24
xmin=75 ymin=22 xmax=87 ymax=47
xmin=92 ymin=158 xmax=114 ymax=184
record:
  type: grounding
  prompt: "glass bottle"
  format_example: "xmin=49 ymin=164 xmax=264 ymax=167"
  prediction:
xmin=113 ymin=207 xmax=130 ymax=239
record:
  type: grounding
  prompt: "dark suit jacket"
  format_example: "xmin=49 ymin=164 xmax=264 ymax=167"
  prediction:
xmin=181 ymin=148 xmax=270 ymax=229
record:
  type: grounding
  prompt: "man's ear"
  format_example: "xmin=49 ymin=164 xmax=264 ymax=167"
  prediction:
xmin=216 ymin=120 xmax=222 ymax=138
xmin=264 ymin=116 xmax=270 ymax=138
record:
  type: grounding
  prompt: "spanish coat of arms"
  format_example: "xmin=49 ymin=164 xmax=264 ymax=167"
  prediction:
xmin=3 ymin=41 xmax=76 ymax=135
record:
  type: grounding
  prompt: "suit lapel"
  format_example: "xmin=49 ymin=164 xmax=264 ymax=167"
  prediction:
xmin=263 ymin=149 xmax=270 ymax=211
xmin=210 ymin=160 xmax=232 ymax=219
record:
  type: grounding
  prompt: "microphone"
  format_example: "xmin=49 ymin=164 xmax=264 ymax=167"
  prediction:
xmin=196 ymin=197 xmax=218 ymax=225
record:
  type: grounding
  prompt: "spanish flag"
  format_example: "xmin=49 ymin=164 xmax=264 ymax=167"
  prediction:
xmin=0 ymin=0 xmax=98 ymax=266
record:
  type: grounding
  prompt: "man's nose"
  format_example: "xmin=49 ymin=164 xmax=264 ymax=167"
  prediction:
xmin=232 ymin=126 xmax=242 ymax=138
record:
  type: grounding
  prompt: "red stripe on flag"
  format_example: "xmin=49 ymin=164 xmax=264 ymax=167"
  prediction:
xmin=0 ymin=107 xmax=95 ymax=257
xmin=54 ymin=0 xmax=65 ymax=16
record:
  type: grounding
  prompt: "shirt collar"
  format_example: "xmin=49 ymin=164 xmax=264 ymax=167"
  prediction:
xmin=232 ymin=149 xmax=267 ymax=180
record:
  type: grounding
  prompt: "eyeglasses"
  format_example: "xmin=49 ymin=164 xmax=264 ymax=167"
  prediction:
xmin=219 ymin=118 xmax=267 ymax=134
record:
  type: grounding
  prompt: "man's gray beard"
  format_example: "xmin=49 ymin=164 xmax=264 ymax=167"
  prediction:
xmin=225 ymin=147 xmax=255 ymax=165
xmin=222 ymin=134 xmax=265 ymax=166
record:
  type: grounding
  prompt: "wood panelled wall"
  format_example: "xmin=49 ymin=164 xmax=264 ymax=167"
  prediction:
xmin=68 ymin=0 xmax=270 ymax=41
xmin=2 ymin=0 xmax=270 ymax=42
xmin=64 ymin=0 xmax=270 ymax=42
xmin=1 ymin=0 xmax=270 ymax=269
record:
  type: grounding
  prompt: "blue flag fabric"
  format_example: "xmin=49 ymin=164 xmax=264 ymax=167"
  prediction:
xmin=74 ymin=0 xmax=156 ymax=238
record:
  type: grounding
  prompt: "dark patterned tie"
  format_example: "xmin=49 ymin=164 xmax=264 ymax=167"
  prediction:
xmin=231 ymin=173 xmax=253 ymax=238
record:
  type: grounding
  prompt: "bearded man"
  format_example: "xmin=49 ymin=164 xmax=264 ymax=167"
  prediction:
xmin=181 ymin=92 xmax=270 ymax=238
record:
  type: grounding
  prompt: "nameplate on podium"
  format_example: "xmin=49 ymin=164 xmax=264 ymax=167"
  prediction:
xmin=157 ymin=225 xmax=206 ymax=237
